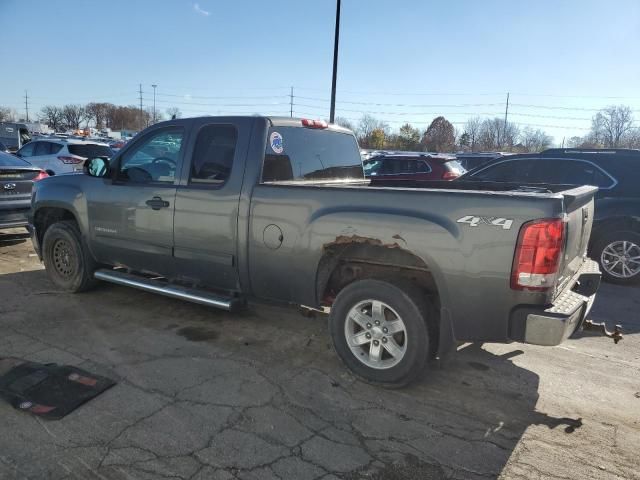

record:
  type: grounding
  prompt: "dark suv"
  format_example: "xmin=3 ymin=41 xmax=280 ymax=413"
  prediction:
xmin=363 ymin=153 xmax=466 ymax=181
xmin=460 ymin=148 xmax=640 ymax=284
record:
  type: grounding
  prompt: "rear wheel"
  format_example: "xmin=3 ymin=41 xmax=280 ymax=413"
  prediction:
xmin=42 ymin=220 xmax=98 ymax=292
xmin=593 ymin=231 xmax=640 ymax=285
xmin=329 ymin=279 xmax=432 ymax=387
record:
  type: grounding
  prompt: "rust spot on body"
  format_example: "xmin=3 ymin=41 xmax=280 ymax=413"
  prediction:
xmin=324 ymin=234 xmax=401 ymax=251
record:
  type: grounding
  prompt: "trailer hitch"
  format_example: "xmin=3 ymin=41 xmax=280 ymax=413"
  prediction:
xmin=582 ymin=320 xmax=623 ymax=344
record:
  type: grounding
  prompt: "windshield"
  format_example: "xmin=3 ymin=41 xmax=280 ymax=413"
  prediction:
xmin=262 ymin=127 xmax=363 ymax=182
xmin=68 ymin=144 xmax=114 ymax=158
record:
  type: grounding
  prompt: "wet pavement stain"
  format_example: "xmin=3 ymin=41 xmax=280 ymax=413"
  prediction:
xmin=176 ymin=326 xmax=219 ymax=342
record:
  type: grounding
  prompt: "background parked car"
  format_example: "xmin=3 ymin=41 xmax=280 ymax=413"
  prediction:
xmin=459 ymin=148 xmax=640 ymax=284
xmin=15 ymin=138 xmax=113 ymax=175
xmin=0 ymin=151 xmax=47 ymax=230
xmin=0 ymin=122 xmax=31 ymax=153
xmin=363 ymin=153 xmax=466 ymax=181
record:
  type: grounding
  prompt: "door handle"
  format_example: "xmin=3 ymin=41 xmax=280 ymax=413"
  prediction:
xmin=145 ymin=196 xmax=170 ymax=210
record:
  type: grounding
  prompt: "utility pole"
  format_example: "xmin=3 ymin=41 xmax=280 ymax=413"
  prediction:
xmin=329 ymin=0 xmax=341 ymax=123
xmin=152 ymin=84 xmax=157 ymax=124
xmin=138 ymin=83 xmax=144 ymax=130
xmin=290 ymin=86 xmax=294 ymax=118
xmin=503 ymin=92 xmax=510 ymax=147
xmin=24 ymin=90 xmax=29 ymax=122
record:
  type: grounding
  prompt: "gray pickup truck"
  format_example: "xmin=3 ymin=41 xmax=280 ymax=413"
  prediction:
xmin=28 ymin=116 xmax=603 ymax=386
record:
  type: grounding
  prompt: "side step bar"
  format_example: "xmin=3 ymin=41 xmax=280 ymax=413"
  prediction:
xmin=94 ymin=269 xmax=242 ymax=312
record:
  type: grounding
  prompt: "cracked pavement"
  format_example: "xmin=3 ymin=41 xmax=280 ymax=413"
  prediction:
xmin=0 ymin=229 xmax=639 ymax=480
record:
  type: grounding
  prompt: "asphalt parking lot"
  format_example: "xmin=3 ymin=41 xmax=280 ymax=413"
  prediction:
xmin=0 ymin=228 xmax=639 ymax=480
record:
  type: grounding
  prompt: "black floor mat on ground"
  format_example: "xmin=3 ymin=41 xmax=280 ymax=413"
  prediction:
xmin=0 ymin=358 xmax=116 ymax=420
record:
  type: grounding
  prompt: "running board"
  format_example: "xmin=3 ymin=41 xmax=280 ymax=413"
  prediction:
xmin=94 ymin=269 xmax=241 ymax=311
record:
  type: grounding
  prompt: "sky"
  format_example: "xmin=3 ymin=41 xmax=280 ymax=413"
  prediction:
xmin=1 ymin=0 xmax=639 ymax=143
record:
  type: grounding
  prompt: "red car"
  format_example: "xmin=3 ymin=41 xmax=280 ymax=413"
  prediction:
xmin=363 ymin=153 xmax=466 ymax=181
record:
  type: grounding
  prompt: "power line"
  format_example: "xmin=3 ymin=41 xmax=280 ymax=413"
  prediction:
xmin=155 ymin=92 xmax=289 ymax=100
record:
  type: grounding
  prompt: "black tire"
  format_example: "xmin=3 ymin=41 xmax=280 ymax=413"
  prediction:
xmin=592 ymin=230 xmax=640 ymax=285
xmin=329 ymin=279 xmax=432 ymax=387
xmin=42 ymin=220 xmax=98 ymax=292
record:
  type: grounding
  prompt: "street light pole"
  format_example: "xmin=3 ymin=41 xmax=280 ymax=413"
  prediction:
xmin=152 ymin=84 xmax=157 ymax=124
xmin=329 ymin=0 xmax=341 ymax=123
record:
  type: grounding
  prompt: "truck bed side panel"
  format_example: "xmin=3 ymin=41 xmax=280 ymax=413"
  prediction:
xmin=248 ymin=184 xmax=563 ymax=342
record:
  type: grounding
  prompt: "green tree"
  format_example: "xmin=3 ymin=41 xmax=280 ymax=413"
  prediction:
xmin=370 ymin=128 xmax=386 ymax=149
xmin=422 ymin=116 xmax=455 ymax=152
xmin=397 ymin=123 xmax=421 ymax=150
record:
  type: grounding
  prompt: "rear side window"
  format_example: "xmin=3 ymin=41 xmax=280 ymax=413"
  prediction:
xmin=471 ymin=160 xmax=535 ymax=182
xmin=527 ymin=159 xmax=615 ymax=188
xmin=34 ymin=142 xmax=50 ymax=156
xmin=68 ymin=144 xmax=113 ymax=158
xmin=189 ymin=124 xmax=238 ymax=185
xmin=262 ymin=127 xmax=363 ymax=182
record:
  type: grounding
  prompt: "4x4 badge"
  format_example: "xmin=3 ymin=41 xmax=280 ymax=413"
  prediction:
xmin=457 ymin=215 xmax=514 ymax=230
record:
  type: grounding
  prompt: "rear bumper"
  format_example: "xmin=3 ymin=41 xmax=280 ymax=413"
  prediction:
xmin=509 ymin=259 xmax=601 ymax=346
xmin=0 ymin=208 xmax=30 ymax=230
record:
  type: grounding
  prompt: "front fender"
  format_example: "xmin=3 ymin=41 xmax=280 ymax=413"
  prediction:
xmin=30 ymin=177 xmax=89 ymax=240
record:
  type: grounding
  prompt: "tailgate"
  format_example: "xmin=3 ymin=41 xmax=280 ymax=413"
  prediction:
xmin=0 ymin=170 xmax=36 ymax=205
xmin=555 ymin=186 xmax=598 ymax=295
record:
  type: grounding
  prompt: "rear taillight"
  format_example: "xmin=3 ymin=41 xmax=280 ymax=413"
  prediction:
xmin=301 ymin=119 xmax=328 ymax=129
xmin=511 ymin=218 xmax=565 ymax=291
xmin=442 ymin=171 xmax=460 ymax=180
xmin=58 ymin=155 xmax=84 ymax=164
xmin=33 ymin=170 xmax=49 ymax=181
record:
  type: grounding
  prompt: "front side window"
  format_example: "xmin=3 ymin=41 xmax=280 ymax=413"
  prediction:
xmin=118 ymin=128 xmax=184 ymax=184
xmin=363 ymin=158 xmax=383 ymax=176
xmin=189 ymin=125 xmax=237 ymax=185
xmin=262 ymin=127 xmax=362 ymax=182
xmin=17 ymin=142 xmax=35 ymax=157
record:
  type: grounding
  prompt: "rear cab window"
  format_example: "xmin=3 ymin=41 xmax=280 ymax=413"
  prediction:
xmin=261 ymin=126 xmax=363 ymax=183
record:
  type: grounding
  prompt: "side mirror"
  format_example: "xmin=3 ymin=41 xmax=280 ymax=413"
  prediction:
xmin=85 ymin=157 xmax=110 ymax=177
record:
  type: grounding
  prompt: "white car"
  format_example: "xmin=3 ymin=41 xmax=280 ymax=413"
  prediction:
xmin=15 ymin=138 xmax=113 ymax=175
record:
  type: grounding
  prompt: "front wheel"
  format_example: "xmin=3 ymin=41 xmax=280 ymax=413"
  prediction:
xmin=42 ymin=220 xmax=98 ymax=292
xmin=593 ymin=231 xmax=640 ymax=285
xmin=328 ymin=279 xmax=432 ymax=387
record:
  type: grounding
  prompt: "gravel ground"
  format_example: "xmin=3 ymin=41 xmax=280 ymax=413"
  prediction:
xmin=0 ymin=228 xmax=638 ymax=480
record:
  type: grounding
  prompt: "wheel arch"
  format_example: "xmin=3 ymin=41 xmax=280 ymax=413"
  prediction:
xmin=316 ymin=238 xmax=452 ymax=357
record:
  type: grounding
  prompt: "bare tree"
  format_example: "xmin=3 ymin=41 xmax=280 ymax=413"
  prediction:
xmin=0 ymin=106 xmax=15 ymax=123
xmin=591 ymin=105 xmax=634 ymax=147
xmin=166 ymin=107 xmax=182 ymax=120
xmin=356 ymin=115 xmax=389 ymax=148
xmin=39 ymin=105 xmax=64 ymax=132
xmin=333 ymin=116 xmax=354 ymax=131
xmin=478 ymin=117 xmax=519 ymax=151
xmin=520 ymin=127 xmax=553 ymax=152
xmin=62 ymin=104 xmax=87 ymax=130
xmin=464 ymin=117 xmax=481 ymax=152
xmin=85 ymin=102 xmax=112 ymax=129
